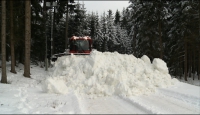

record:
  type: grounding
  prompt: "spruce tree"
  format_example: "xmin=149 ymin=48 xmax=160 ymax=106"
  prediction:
xmin=1 ymin=0 xmax=7 ymax=83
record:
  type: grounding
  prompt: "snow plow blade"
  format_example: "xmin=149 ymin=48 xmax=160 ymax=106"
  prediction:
xmin=51 ymin=53 xmax=90 ymax=62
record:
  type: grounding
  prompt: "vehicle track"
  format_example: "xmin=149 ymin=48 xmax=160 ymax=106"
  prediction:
xmin=82 ymin=96 xmax=153 ymax=114
xmin=81 ymin=88 xmax=200 ymax=114
xmin=158 ymin=88 xmax=200 ymax=108
xmin=129 ymin=89 xmax=200 ymax=114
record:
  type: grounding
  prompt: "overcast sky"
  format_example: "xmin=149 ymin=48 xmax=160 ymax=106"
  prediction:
xmin=78 ymin=1 xmax=130 ymax=15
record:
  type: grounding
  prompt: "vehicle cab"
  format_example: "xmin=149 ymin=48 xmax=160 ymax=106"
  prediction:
xmin=69 ymin=36 xmax=92 ymax=55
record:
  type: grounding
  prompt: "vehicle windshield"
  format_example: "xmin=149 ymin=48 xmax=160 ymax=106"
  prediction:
xmin=70 ymin=39 xmax=89 ymax=51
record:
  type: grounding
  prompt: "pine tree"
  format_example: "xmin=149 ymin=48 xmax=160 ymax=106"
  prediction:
xmin=92 ymin=12 xmax=101 ymax=50
xmin=10 ymin=0 xmax=16 ymax=74
xmin=100 ymin=12 xmax=108 ymax=52
xmin=31 ymin=0 xmax=45 ymax=64
xmin=115 ymin=24 xmax=131 ymax=54
xmin=106 ymin=9 xmax=119 ymax=52
xmin=73 ymin=2 xmax=87 ymax=36
xmin=1 ymin=0 xmax=7 ymax=83
xmin=167 ymin=1 xmax=198 ymax=79
xmin=89 ymin=12 xmax=96 ymax=39
xmin=199 ymin=0 xmax=200 ymax=80
xmin=120 ymin=8 xmax=133 ymax=54
xmin=14 ymin=1 xmax=25 ymax=65
xmin=24 ymin=0 xmax=31 ymax=78
xmin=114 ymin=9 xmax=120 ymax=25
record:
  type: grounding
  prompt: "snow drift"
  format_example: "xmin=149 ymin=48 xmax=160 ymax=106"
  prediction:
xmin=42 ymin=50 xmax=178 ymax=97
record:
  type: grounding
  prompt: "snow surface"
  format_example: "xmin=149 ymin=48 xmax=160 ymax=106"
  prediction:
xmin=0 ymin=50 xmax=200 ymax=114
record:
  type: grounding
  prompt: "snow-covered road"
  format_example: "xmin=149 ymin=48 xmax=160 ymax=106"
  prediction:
xmin=82 ymin=96 xmax=152 ymax=114
xmin=1 ymin=79 xmax=199 ymax=114
xmin=79 ymin=83 xmax=200 ymax=114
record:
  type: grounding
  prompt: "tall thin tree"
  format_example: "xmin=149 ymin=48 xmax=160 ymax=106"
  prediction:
xmin=158 ymin=11 xmax=163 ymax=59
xmin=43 ymin=0 xmax=48 ymax=71
xmin=114 ymin=9 xmax=120 ymax=25
xmin=10 ymin=0 xmax=16 ymax=74
xmin=65 ymin=1 xmax=69 ymax=49
xmin=24 ymin=0 xmax=31 ymax=78
xmin=199 ymin=0 xmax=200 ymax=80
xmin=184 ymin=41 xmax=188 ymax=81
xmin=1 ymin=0 xmax=7 ymax=83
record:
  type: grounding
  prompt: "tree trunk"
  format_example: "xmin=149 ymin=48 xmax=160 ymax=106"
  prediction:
xmin=53 ymin=7 xmax=56 ymax=56
xmin=10 ymin=0 xmax=16 ymax=74
xmin=179 ymin=56 xmax=182 ymax=79
xmin=24 ymin=0 xmax=31 ymax=78
xmin=184 ymin=41 xmax=188 ymax=81
xmin=65 ymin=1 xmax=69 ymax=49
xmin=18 ymin=48 xmax=24 ymax=64
xmin=43 ymin=0 xmax=48 ymax=71
xmin=188 ymin=45 xmax=191 ymax=78
xmin=6 ymin=49 xmax=9 ymax=62
xmin=1 ymin=0 xmax=7 ymax=83
xmin=159 ymin=18 xmax=163 ymax=59
xmin=199 ymin=51 xmax=200 ymax=80
xmin=192 ymin=48 xmax=195 ymax=80
xmin=133 ymin=26 xmax=136 ymax=56
xmin=198 ymin=0 xmax=200 ymax=80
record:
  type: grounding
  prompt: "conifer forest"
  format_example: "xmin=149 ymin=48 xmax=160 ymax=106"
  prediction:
xmin=0 ymin=0 xmax=200 ymax=82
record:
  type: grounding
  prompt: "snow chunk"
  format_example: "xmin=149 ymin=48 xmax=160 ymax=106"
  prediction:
xmin=153 ymin=58 xmax=169 ymax=74
xmin=141 ymin=55 xmax=151 ymax=64
xmin=42 ymin=50 xmax=176 ymax=97
xmin=42 ymin=77 xmax=68 ymax=94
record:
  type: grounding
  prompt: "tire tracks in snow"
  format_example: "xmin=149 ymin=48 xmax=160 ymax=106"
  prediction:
xmin=158 ymin=88 xmax=200 ymax=110
xmin=80 ymin=95 xmax=154 ymax=114
xmin=79 ymin=90 xmax=200 ymax=114
xmin=129 ymin=90 xmax=200 ymax=114
xmin=66 ymin=92 xmax=83 ymax=114
xmin=118 ymin=95 xmax=155 ymax=114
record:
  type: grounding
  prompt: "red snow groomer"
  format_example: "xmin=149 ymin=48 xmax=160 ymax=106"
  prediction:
xmin=51 ymin=36 xmax=92 ymax=62
xmin=69 ymin=36 xmax=92 ymax=55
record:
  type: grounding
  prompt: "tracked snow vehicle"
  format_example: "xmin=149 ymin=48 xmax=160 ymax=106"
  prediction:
xmin=69 ymin=36 xmax=92 ymax=54
xmin=51 ymin=36 xmax=92 ymax=62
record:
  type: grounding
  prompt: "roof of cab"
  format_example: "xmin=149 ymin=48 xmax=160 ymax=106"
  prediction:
xmin=70 ymin=36 xmax=91 ymax=40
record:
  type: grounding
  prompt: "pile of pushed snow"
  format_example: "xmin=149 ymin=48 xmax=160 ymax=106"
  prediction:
xmin=42 ymin=50 xmax=178 ymax=97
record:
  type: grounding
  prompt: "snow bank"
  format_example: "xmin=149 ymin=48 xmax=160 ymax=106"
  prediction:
xmin=42 ymin=50 xmax=178 ymax=97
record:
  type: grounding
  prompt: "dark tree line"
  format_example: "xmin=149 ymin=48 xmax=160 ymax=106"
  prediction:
xmin=126 ymin=0 xmax=200 ymax=81
xmin=1 ymin=0 xmax=32 ymax=83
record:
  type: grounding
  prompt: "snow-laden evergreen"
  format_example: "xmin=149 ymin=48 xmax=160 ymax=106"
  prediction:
xmin=126 ymin=0 xmax=200 ymax=79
